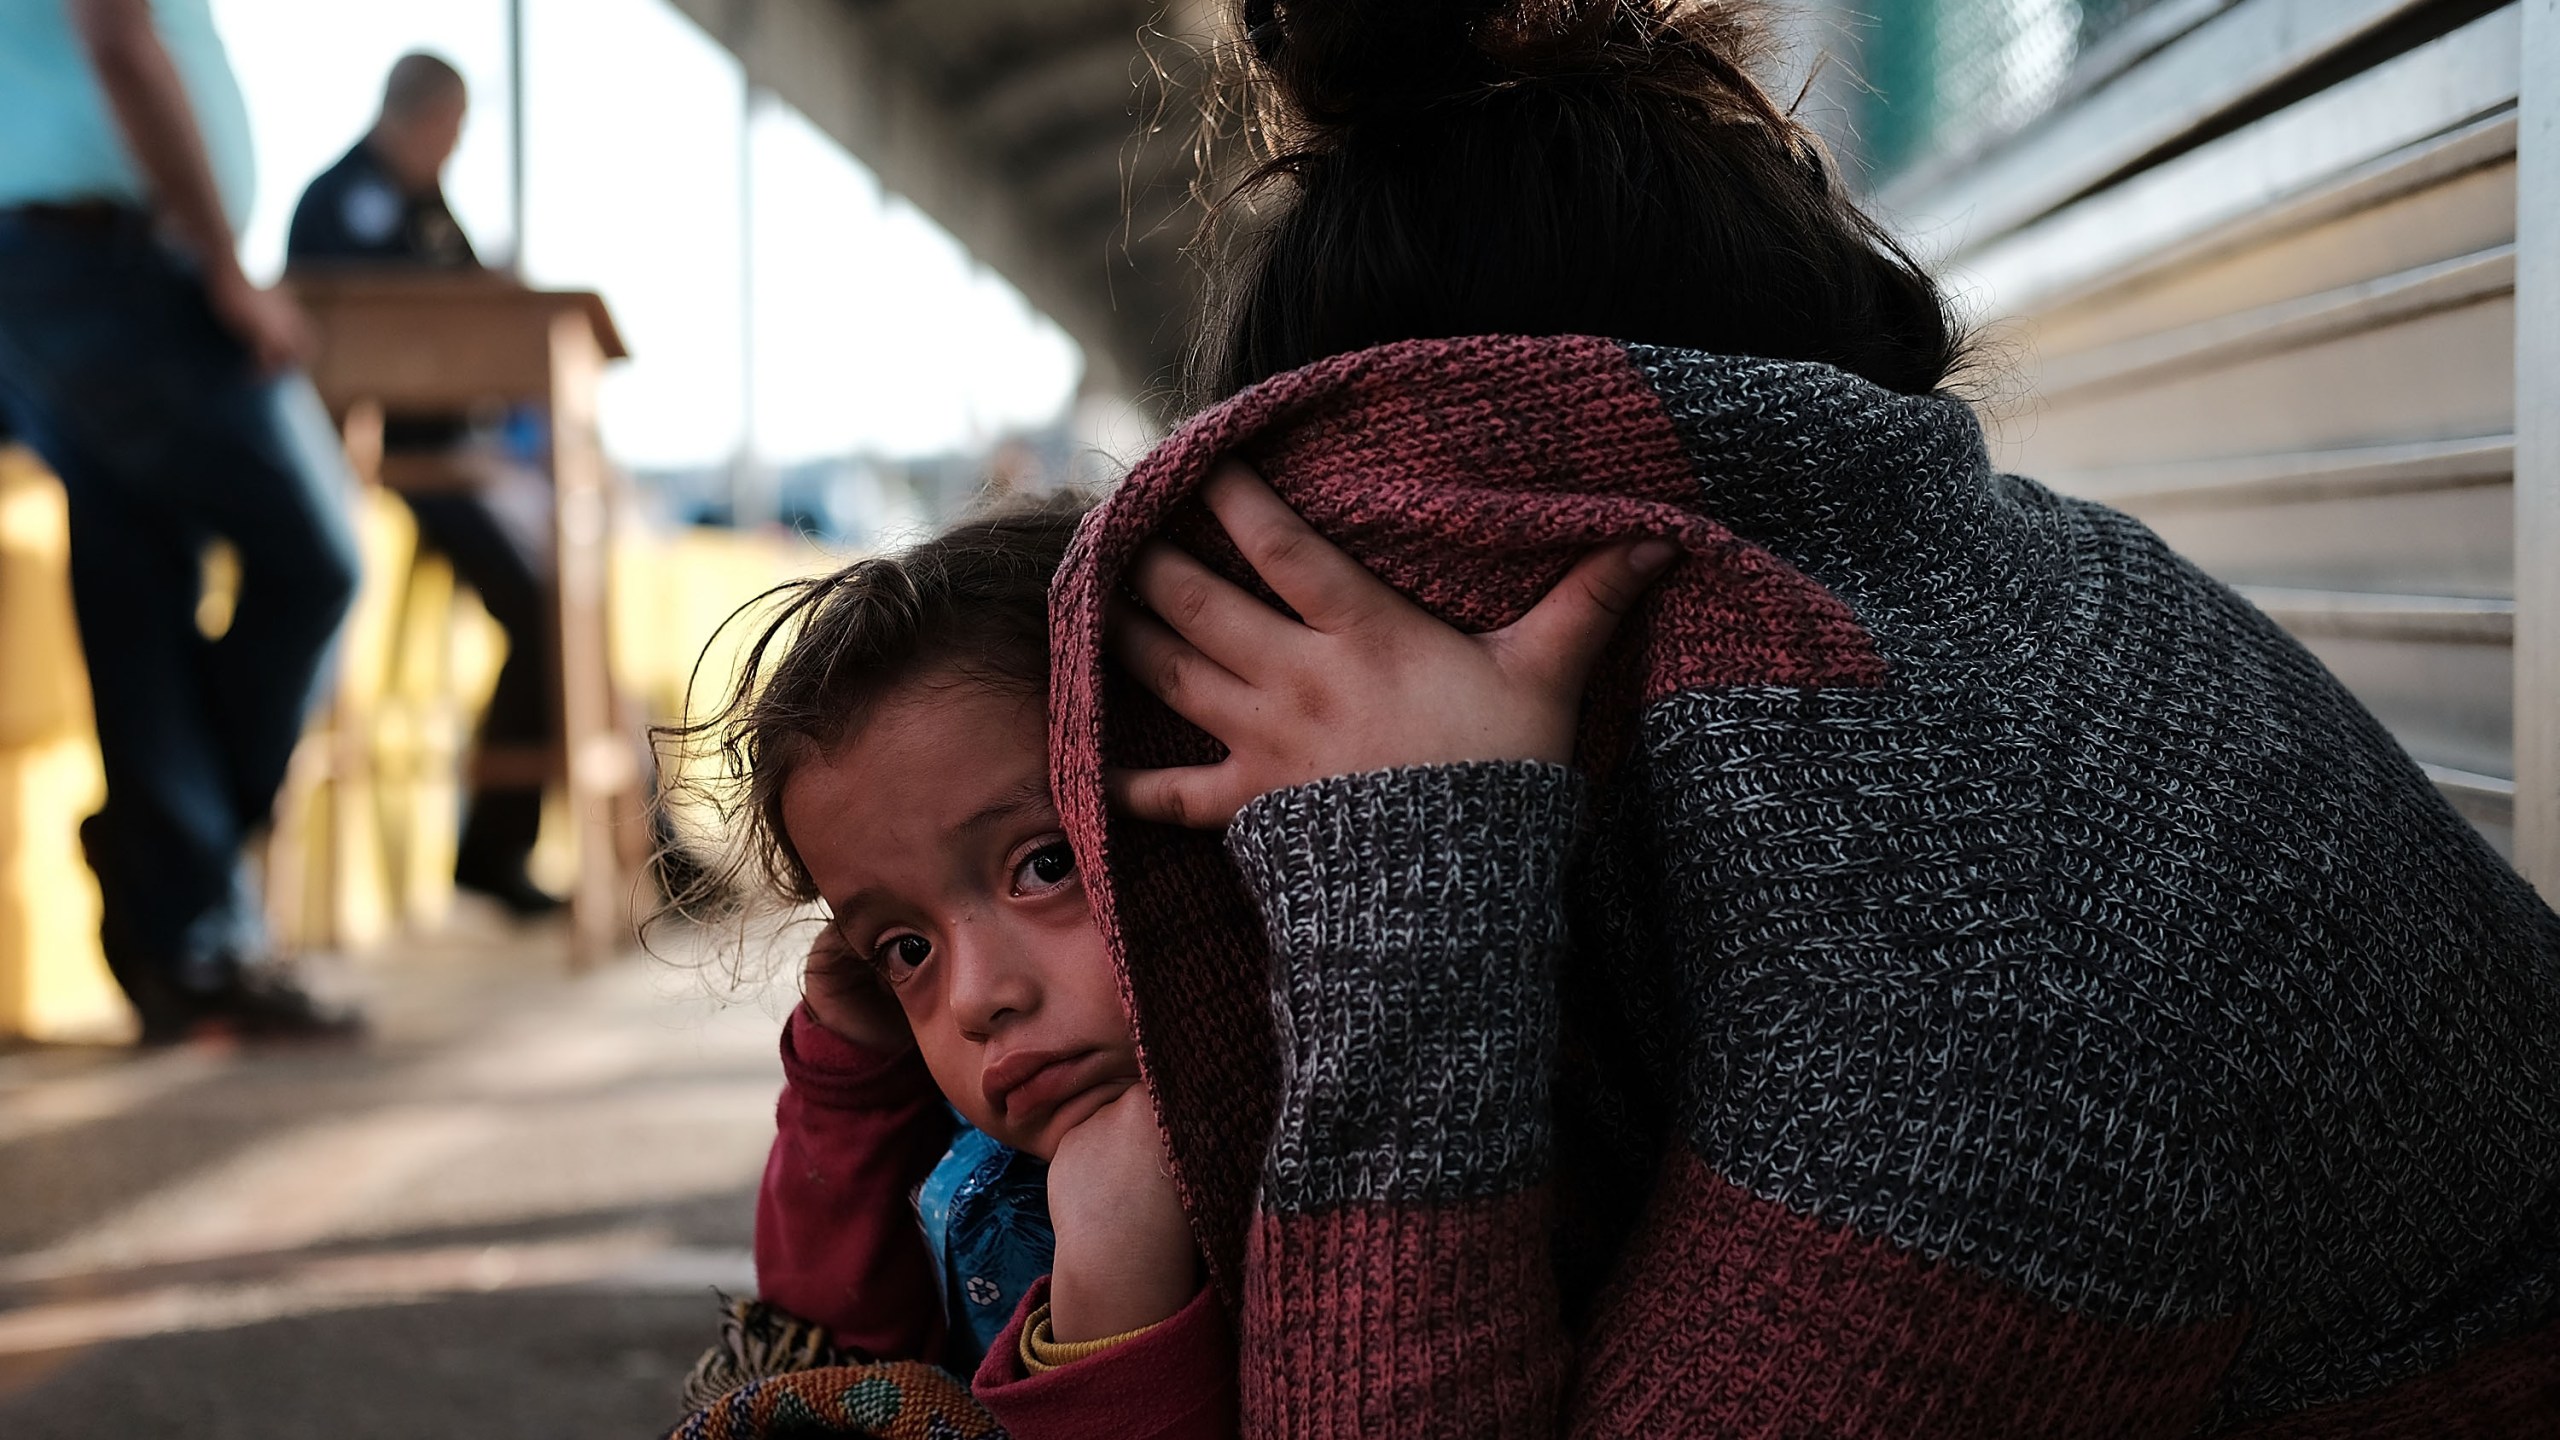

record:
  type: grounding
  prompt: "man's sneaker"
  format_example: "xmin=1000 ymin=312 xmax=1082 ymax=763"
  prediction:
xmin=78 ymin=813 xmax=204 ymax=1046
xmin=191 ymin=965 xmax=366 ymax=1043
xmin=132 ymin=992 xmax=210 ymax=1047
xmin=456 ymin=866 xmax=567 ymax=920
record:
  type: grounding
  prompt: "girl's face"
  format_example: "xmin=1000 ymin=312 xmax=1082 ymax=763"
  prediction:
xmin=781 ymin=671 xmax=1138 ymax=1161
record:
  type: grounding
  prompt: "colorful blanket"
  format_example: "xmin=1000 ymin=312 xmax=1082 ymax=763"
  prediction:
xmin=667 ymin=1363 xmax=997 ymax=1440
xmin=669 ymin=1296 xmax=998 ymax=1440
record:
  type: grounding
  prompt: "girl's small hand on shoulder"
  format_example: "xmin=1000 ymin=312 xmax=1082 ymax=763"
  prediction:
xmin=800 ymin=921 xmax=913 ymax=1054
xmin=1044 ymin=1082 xmax=1199 ymax=1343
xmin=1107 ymin=462 xmax=1678 ymax=829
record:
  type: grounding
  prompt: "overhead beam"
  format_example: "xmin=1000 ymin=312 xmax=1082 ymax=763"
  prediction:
xmin=666 ymin=0 xmax=1168 ymax=395
xmin=962 ymin=34 xmax=1146 ymax=151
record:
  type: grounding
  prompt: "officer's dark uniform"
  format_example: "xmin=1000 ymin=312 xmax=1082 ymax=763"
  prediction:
xmin=288 ymin=140 xmax=557 ymax=914
xmin=289 ymin=139 xmax=478 ymax=270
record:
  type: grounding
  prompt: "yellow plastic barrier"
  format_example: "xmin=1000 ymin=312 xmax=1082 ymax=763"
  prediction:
xmin=0 ymin=447 xmax=120 ymax=1042
xmin=0 ymin=441 xmax=834 ymax=1040
xmin=612 ymin=525 xmax=838 ymax=875
xmin=263 ymin=487 xmax=504 ymax=954
xmin=613 ymin=526 xmax=832 ymax=726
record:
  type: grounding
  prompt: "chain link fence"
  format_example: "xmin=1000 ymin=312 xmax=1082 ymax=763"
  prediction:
xmin=2079 ymin=0 xmax=2184 ymax=44
xmin=1858 ymin=0 xmax=2186 ymax=182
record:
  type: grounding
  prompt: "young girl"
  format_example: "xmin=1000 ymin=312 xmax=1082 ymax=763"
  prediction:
xmin=679 ymin=498 xmax=1214 ymax=1431
xmin=675 ymin=491 xmax=1660 ymax=1436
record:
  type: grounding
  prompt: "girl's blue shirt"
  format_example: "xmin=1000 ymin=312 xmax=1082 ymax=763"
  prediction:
xmin=914 ymin=1116 xmax=1054 ymax=1374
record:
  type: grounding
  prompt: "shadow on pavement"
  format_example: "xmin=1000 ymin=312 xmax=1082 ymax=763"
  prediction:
xmin=0 ymin=1288 xmax=716 ymax=1439
xmin=0 ymin=922 xmax=796 ymax=1437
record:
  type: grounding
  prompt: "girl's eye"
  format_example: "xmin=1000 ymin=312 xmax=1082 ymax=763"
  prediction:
xmin=1013 ymin=840 xmax=1078 ymax=896
xmin=872 ymin=933 xmax=931 ymax=978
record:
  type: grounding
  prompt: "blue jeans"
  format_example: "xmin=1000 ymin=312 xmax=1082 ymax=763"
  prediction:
xmin=0 ymin=211 xmax=358 ymax=996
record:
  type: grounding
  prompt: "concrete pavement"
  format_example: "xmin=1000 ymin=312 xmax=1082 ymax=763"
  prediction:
xmin=0 ymin=913 xmax=798 ymax=1438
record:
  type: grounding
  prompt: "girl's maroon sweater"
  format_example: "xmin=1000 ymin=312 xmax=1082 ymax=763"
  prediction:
xmin=753 ymin=1004 xmax=1237 ymax=1439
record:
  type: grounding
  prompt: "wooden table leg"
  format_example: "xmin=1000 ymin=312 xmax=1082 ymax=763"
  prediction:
xmin=548 ymin=313 xmax=635 ymax=968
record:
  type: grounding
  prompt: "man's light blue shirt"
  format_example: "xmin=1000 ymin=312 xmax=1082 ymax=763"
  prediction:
xmin=0 ymin=0 xmax=256 ymax=227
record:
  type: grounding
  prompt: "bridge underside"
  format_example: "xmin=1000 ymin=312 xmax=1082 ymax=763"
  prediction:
xmin=670 ymin=0 xmax=1219 ymax=408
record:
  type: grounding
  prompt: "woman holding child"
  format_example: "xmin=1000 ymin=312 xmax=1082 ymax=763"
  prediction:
xmin=674 ymin=2 xmax=2560 ymax=1436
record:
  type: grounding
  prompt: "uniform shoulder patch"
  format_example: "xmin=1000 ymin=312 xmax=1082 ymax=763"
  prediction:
xmin=341 ymin=181 xmax=402 ymax=244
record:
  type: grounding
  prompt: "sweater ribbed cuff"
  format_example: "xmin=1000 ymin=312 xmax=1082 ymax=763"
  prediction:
xmin=1017 ymin=1302 xmax=1162 ymax=1374
xmin=1225 ymin=761 xmax=1584 ymax=1213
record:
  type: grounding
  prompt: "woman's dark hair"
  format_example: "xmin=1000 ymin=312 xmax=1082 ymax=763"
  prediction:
xmin=651 ymin=494 xmax=1093 ymax=931
xmin=1190 ymin=0 xmax=1963 ymax=404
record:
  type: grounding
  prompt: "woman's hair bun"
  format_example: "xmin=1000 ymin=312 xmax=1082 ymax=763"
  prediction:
xmin=1240 ymin=2 xmax=1784 ymax=131
xmin=1243 ymin=0 xmax=1546 ymax=122
xmin=1197 ymin=0 xmax=1962 ymax=407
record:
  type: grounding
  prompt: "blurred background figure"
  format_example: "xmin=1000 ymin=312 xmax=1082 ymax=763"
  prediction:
xmin=288 ymin=52 xmax=564 ymax=918
xmin=288 ymin=53 xmax=475 ymax=269
xmin=0 ymin=0 xmax=361 ymax=1042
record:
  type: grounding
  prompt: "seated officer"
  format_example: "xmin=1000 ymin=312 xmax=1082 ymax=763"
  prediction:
xmin=289 ymin=53 xmax=562 ymax=918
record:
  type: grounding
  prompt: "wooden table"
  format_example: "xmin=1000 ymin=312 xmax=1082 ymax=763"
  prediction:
xmin=288 ymin=271 xmax=637 ymax=967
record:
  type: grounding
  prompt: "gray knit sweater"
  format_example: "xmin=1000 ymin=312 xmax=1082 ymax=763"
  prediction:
xmin=1050 ymin=334 xmax=2560 ymax=1435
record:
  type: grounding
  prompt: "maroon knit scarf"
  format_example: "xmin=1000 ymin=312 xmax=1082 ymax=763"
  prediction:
xmin=1046 ymin=334 xmax=1882 ymax=1303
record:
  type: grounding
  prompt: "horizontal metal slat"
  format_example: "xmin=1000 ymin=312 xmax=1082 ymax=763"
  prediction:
xmin=2037 ymin=245 xmax=2516 ymax=399
xmin=2016 ymin=297 xmax=2516 ymax=471
xmin=2065 ymin=0 xmax=2240 ymax=100
xmin=2425 ymin=760 xmax=2514 ymax=858
xmin=2295 ymin=631 xmax=2513 ymax=780
xmin=2140 ymin=483 xmax=2516 ymax=598
xmin=2236 ymin=586 xmax=2515 ymax=643
xmin=1882 ymin=0 xmax=2449 ymax=247
xmin=2025 ymin=139 xmax=2515 ymax=359
xmin=2050 ymin=434 xmax=2514 ymax=508
xmin=1958 ymin=3 xmax=2521 ymax=317
xmin=2009 ymin=113 xmax=2518 ymax=324
xmin=2423 ymin=760 xmax=2517 ymax=809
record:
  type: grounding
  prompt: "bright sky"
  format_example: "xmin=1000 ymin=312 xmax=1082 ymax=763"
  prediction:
xmin=210 ymin=0 xmax=1085 ymax=468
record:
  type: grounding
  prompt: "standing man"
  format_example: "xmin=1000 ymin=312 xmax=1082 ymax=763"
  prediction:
xmin=0 ymin=0 xmax=363 ymax=1042
xmin=288 ymin=54 xmax=565 ymax=919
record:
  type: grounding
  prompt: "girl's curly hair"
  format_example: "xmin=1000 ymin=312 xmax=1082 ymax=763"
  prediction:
xmin=649 ymin=494 xmax=1094 ymax=952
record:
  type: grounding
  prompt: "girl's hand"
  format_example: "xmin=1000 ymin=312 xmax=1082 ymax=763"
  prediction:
xmin=801 ymin=922 xmax=913 ymax=1054
xmin=1045 ymin=1084 xmax=1199 ymax=1342
xmin=1107 ymin=462 xmax=1678 ymax=828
